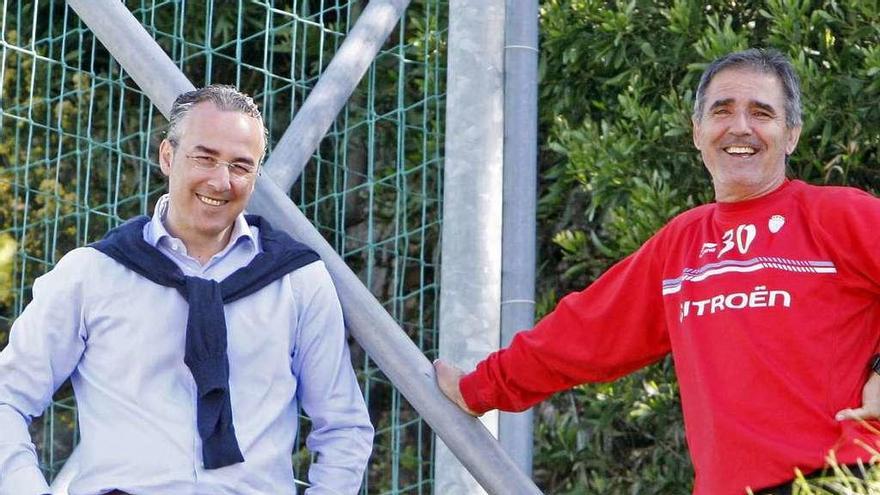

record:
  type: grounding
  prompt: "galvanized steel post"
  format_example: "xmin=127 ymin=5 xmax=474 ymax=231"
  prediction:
xmin=435 ymin=0 xmax=506 ymax=492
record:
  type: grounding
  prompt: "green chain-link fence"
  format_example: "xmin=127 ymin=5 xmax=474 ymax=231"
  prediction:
xmin=0 ymin=1 xmax=447 ymax=493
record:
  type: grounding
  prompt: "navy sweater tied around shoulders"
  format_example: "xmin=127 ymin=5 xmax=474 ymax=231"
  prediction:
xmin=91 ymin=214 xmax=319 ymax=469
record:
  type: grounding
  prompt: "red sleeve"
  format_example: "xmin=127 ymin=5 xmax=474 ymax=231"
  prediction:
xmin=460 ymin=232 xmax=672 ymax=414
xmin=812 ymin=187 xmax=880 ymax=292
xmin=809 ymin=187 xmax=880 ymax=353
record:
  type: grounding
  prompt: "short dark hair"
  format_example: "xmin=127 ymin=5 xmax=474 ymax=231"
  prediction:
xmin=166 ymin=85 xmax=267 ymax=154
xmin=693 ymin=48 xmax=802 ymax=128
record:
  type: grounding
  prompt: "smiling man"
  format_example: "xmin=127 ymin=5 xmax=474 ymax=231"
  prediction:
xmin=435 ymin=49 xmax=880 ymax=494
xmin=0 ymin=85 xmax=373 ymax=495
xmin=693 ymin=66 xmax=801 ymax=203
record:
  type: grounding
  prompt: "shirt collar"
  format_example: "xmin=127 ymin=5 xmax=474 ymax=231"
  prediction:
xmin=145 ymin=194 xmax=257 ymax=258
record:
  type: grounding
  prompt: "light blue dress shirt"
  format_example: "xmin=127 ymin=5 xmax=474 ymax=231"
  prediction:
xmin=0 ymin=195 xmax=374 ymax=495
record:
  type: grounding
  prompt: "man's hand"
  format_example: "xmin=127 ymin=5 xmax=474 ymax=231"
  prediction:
xmin=433 ymin=359 xmax=479 ymax=416
xmin=835 ymin=372 xmax=880 ymax=421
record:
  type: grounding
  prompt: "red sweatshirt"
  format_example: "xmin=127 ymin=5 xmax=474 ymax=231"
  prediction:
xmin=460 ymin=180 xmax=880 ymax=494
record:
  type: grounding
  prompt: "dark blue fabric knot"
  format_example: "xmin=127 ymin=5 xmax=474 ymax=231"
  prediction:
xmin=91 ymin=214 xmax=320 ymax=469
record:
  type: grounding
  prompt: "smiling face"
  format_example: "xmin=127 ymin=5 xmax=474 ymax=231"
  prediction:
xmin=159 ymin=101 xmax=265 ymax=253
xmin=693 ymin=67 xmax=802 ymax=202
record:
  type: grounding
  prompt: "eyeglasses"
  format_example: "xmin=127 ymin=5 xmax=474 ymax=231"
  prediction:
xmin=184 ymin=154 xmax=259 ymax=181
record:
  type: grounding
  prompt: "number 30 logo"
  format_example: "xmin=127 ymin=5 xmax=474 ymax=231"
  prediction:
xmin=718 ymin=224 xmax=756 ymax=258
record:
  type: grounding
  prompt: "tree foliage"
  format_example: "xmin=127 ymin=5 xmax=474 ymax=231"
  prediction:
xmin=534 ymin=0 xmax=880 ymax=492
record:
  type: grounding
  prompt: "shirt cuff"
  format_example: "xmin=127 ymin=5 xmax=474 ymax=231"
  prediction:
xmin=459 ymin=370 xmax=494 ymax=415
xmin=0 ymin=463 xmax=50 ymax=495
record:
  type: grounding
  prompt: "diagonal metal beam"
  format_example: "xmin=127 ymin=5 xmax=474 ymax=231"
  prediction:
xmin=262 ymin=0 xmax=412 ymax=191
xmin=66 ymin=1 xmax=541 ymax=493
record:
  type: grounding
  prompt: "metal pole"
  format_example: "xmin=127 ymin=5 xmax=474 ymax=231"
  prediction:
xmin=263 ymin=0 xmax=412 ymax=191
xmin=66 ymin=1 xmax=541 ymax=493
xmin=435 ymin=0 xmax=506 ymax=493
xmin=500 ymin=0 xmax=539 ymax=476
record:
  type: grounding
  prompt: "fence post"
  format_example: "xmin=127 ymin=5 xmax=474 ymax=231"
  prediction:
xmin=435 ymin=0 xmax=505 ymax=493
xmin=500 ymin=0 xmax=540 ymax=476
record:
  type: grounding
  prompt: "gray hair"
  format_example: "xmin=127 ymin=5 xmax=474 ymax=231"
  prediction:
xmin=693 ymin=48 xmax=802 ymax=128
xmin=166 ymin=84 xmax=267 ymax=153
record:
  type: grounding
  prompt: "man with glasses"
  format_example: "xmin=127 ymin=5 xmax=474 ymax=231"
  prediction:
xmin=0 ymin=85 xmax=373 ymax=495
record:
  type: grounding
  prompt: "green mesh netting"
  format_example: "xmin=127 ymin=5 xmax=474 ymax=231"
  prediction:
xmin=0 ymin=1 xmax=446 ymax=493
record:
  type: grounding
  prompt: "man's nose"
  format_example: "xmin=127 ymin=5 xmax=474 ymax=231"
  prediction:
xmin=206 ymin=163 xmax=233 ymax=191
xmin=729 ymin=111 xmax=752 ymax=135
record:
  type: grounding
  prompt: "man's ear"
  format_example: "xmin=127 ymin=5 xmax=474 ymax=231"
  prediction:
xmin=692 ymin=116 xmax=703 ymax=151
xmin=785 ymin=126 xmax=802 ymax=155
xmin=159 ymin=139 xmax=174 ymax=177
